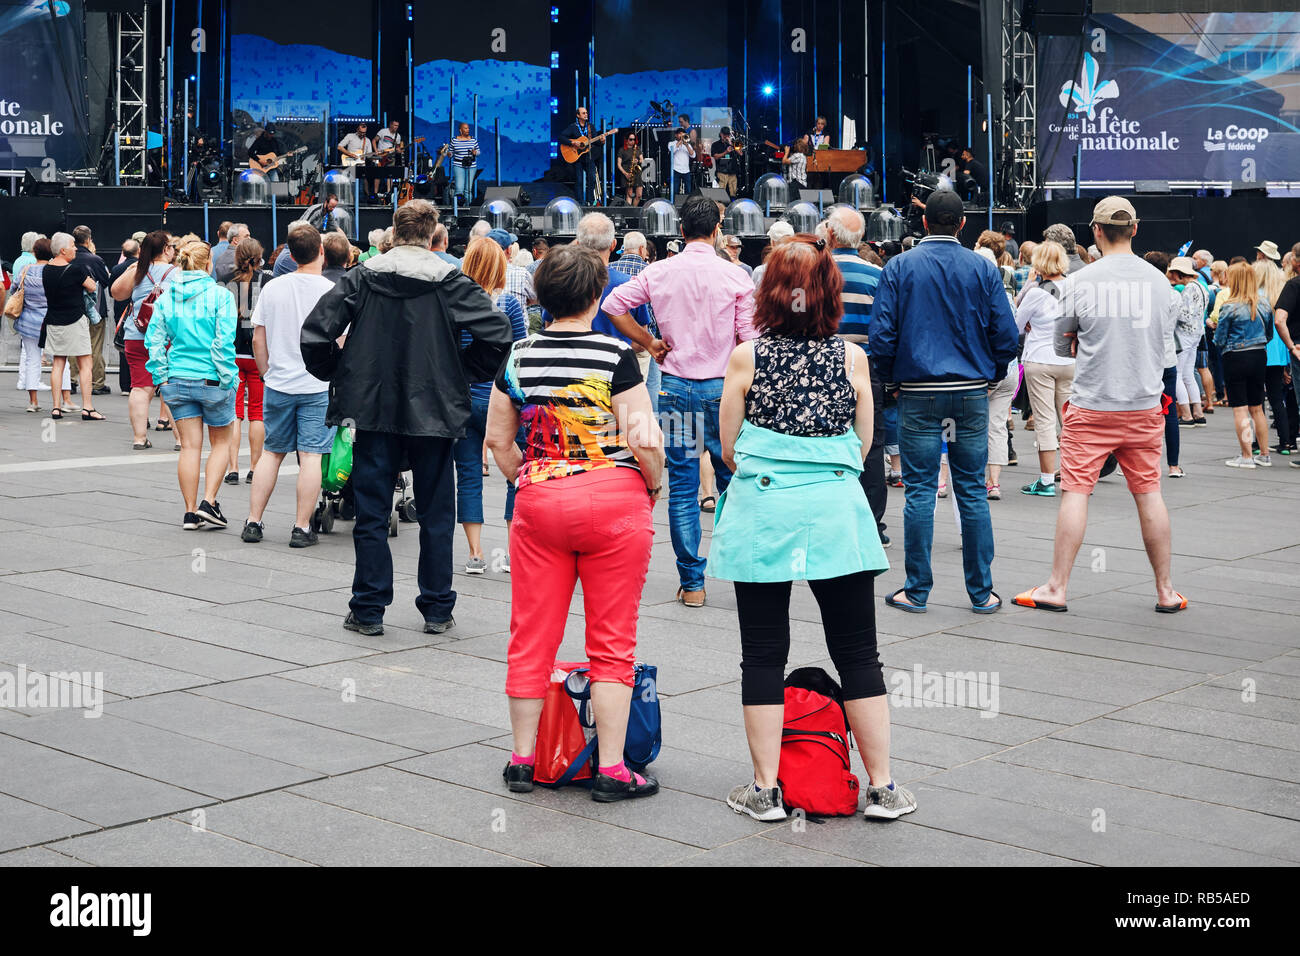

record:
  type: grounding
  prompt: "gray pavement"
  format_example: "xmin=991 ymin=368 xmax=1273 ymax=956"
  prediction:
xmin=1 ymin=377 xmax=1297 ymax=866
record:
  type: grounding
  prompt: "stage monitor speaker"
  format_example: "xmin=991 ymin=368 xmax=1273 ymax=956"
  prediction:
xmin=482 ymin=185 xmax=530 ymax=206
xmin=689 ymin=188 xmax=732 ymax=205
xmin=22 ymin=167 xmax=66 ymax=197
xmin=1230 ymin=181 xmax=1267 ymax=196
xmin=799 ymin=188 xmax=834 ymax=206
xmin=1134 ymin=180 xmax=1171 ymax=194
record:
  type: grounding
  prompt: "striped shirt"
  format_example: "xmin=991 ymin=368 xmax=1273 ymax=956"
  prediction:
xmin=832 ymin=249 xmax=882 ymax=346
xmin=450 ymin=137 xmax=479 ymax=166
xmin=461 ymin=294 xmax=529 ymax=402
xmin=494 ymin=330 xmax=643 ymax=487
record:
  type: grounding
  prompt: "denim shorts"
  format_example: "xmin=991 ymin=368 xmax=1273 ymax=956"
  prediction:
xmin=263 ymin=386 xmax=334 ymax=454
xmin=160 ymin=379 xmax=236 ymax=428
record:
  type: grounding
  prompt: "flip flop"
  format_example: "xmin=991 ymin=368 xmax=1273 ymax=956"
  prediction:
xmin=885 ymin=589 xmax=927 ymax=613
xmin=971 ymin=591 xmax=1002 ymax=614
xmin=1012 ymin=586 xmax=1068 ymax=613
xmin=699 ymin=495 xmax=717 ymax=513
xmin=1155 ymin=592 xmax=1188 ymax=614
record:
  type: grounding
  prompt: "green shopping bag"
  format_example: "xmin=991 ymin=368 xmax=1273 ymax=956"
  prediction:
xmin=321 ymin=427 xmax=355 ymax=493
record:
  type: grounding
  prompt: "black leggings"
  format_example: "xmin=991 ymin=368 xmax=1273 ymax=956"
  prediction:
xmin=1265 ymin=364 xmax=1296 ymax=448
xmin=733 ymin=571 xmax=885 ymax=706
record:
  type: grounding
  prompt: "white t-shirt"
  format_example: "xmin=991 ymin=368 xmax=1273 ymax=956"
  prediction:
xmin=251 ymin=272 xmax=335 ymax=394
xmin=668 ymin=141 xmax=694 ymax=173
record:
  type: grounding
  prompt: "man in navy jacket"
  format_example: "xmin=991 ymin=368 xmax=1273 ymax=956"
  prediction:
xmin=869 ymin=190 xmax=1019 ymax=615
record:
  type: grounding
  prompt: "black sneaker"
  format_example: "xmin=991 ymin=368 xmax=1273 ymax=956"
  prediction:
xmin=196 ymin=499 xmax=227 ymax=528
xmin=182 ymin=512 xmax=201 ymax=530
xmin=245 ymin=470 xmax=254 ymax=484
xmin=92 ymin=385 xmax=112 ymax=396
xmin=241 ymin=520 xmax=264 ymax=543
xmin=591 ymin=769 xmax=660 ymax=803
xmin=343 ymin=611 xmax=384 ymax=636
xmin=290 ymin=526 xmax=318 ymax=548
xmin=424 ymin=616 xmax=455 ymax=635
xmin=224 ymin=471 xmax=240 ymax=485
xmin=502 ymin=762 xmax=535 ymax=793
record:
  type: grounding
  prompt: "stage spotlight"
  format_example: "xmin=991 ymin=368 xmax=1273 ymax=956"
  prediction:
xmin=762 ymin=84 xmax=775 ymax=96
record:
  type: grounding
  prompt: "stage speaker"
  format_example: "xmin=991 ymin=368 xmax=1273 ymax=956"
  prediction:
xmin=483 ymin=185 xmax=531 ymax=206
xmin=799 ymin=188 xmax=834 ymax=206
xmin=1026 ymin=0 xmax=1089 ymax=36
xmin=22 ymin=166 xmax=66 ymax=197
xmin=1230 ymin=181 xmax=1267 ymax=196
xmin=1134 ymin=180 xmax=1171 ymax=194
xmin=269 ymin=182 xmax=292 ymax=199
xmin=689 ymin=187 xmax=732 ymax=205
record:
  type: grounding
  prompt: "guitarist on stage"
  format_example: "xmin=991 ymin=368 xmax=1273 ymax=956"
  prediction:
xmin=249 ymin=124 xmax=285 ymax=181
xmin=337 ymin=123 xmax=373 ymax=166
xmin=561 ymin=106 xmax=600 ymax=203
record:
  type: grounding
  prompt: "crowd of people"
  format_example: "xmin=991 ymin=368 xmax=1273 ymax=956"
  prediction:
xmin=4 ymin=190 xmax=1299 ymax=822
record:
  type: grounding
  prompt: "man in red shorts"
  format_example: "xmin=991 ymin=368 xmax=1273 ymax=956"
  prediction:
xmin=1014 ymin=196 xmax=1187 ymax=614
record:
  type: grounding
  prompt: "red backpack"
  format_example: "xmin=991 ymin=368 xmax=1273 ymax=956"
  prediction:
xmin=778 ymin=668 xmax=860 ymax=816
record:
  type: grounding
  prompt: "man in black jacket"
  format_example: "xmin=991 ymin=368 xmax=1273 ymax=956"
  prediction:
xmin=301 ymin=199 xmax=512 ymax=636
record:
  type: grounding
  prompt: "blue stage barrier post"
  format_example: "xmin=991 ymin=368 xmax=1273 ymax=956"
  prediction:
xmin=271 ymin=191 xmax=277 ymax=243
xmin=203 ymin=201 xmax=209 ymax=239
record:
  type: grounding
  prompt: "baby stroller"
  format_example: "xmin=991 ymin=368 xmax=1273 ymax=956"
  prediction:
xmin=318 ymin=428 xmax=418 ymax=537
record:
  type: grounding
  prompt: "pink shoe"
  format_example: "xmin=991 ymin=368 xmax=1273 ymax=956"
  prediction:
xmin=987 ymin=484 xmax=1001 ymax=500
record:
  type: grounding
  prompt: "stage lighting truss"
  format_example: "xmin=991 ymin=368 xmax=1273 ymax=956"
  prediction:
xmin=1001 ymin=0 xmax=1037 ymax=207
xmin=114 ymin=7 xmax=149 ymax=185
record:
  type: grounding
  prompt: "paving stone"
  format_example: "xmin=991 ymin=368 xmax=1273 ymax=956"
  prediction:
xmin=996 ymin=737 xmax=1300 ymax=819
xmin=0 ymin=847 xmax=90 ymax=866
xmin=1 ymin=712 xmax=321 ymax=799
xmin=289 ymin=766 xmax=698 ymax=866
xmin=673 ymin=836 xmax=871 ymax=866
xmin=49 ymin=817 xmax=313 ymax=866
xmin=0 ymin=792 xmax=96 ymax=853
xmin=0 ymin=631 xmax=216 ymax=699
xmin=191 ymin=675 xmax=501 ymax=752
xmin=106 ymin=692 xmax=419 ymax=774
xmin=922 ymin=759 xmax=1300 ymax=863
xmin=186 ymin=790 xmax=531 ymax=866
xmin=0 ymin=734 xmax=209 ymax=827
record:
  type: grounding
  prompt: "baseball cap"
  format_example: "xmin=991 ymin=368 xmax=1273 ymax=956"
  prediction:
xmin=1090 ymin=196 xmax=1139 ymax=227
xmin=665 ymin=239 xmax=683 ymax=254
xmin=767 ymin=221 xmax=795 ymax=242
xmin=924 ymin=189 xmax=965 ymax=226
xmin=724 ymin=235 xmax=743 ymax=247
xmin=999 ymin=221 xmax=1016 ymax=236
xmin=1169 ymin=256 xmax=1198 ymax=277
xmin=485 ymin=228 xmax=517 ymax=251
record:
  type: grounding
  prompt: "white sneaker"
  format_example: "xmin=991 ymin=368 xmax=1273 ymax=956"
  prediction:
xmin=727 ymin=782 xmax=788 ymax=822
xmin=1254 ymin=455 xmax=1273 ymax=467
xmin=1225 ymin=456 xmax=1256 ymax=469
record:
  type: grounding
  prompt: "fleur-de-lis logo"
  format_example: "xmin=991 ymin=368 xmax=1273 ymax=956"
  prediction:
xmin=1059 ymin=53 xmax=1119 ymax=120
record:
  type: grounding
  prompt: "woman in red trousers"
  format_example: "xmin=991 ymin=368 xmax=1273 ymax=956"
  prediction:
xmin=486 ymin=243 xmax=665 ymax=802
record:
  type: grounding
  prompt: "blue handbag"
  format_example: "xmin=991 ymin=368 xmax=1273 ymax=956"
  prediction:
xmin=83 ymin=290 xmax=102 ymax=326
xmin=554 ymin=662 xmax=662 ymax=786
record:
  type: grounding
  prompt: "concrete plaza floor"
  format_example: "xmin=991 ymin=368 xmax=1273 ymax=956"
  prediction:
xmin=0 ymin=377 xmax=1297 ymax=866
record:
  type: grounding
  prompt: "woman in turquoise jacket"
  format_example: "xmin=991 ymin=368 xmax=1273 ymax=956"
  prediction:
xmin=708 ymin=237 xmax=912 ymax=824
xmin=145 ymin=240 xmax=238 ymax=530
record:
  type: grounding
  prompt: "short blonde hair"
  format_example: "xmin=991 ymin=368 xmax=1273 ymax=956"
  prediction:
xmin=177 ymin=240 xmax=211 ymax=272
xmin=1032 ymin=240 xmax=1068 ymax=278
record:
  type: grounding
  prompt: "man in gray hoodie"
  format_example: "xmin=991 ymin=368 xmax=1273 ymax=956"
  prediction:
xmin=1015 ymin=196 xmax=1185 ymax=615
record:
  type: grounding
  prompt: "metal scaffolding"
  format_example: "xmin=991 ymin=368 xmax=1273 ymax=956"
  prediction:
xmin=1001 ymin=0 xmax=1037 ymax=206
xmin=114 ymin=6 xmax=149 ymax=185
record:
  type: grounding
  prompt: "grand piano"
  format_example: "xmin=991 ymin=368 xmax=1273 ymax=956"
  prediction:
xmin=806 ymin=148 xmax=869 ymax=174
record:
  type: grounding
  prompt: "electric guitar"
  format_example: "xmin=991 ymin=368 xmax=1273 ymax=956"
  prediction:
xmin=249 ymin=145 xmax=306 ymax=174
xmin=560 ymin=127 xmax=620 ymax=164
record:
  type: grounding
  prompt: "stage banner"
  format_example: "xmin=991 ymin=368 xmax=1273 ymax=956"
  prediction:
xmin=230 ymin=3 xmax=374 ymax=131
xmin=413 ymin=1 xmax=550 ymax=185
xmin=592 ymin=0 xmax=728 ymax=124
xmin=1038 ymin=12 xmax=1300 ymax=186
xmin=0 ymin=0 xmax=92 ymax=179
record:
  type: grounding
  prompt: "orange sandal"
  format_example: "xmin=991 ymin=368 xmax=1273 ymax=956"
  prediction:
xmin=1012 ymin=586 xmax=1068 ymax=612
xmin=1155 ymin=592 xmax=1188 ymax=613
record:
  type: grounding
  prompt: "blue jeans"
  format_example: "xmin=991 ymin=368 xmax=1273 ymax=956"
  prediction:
xmin=453 ymin=392 xmax=518 ymax=525
xmin=453 ymin=165 xmax=477 ymax=202
xmin=349 ymin=430 xmax=456 ymax=625
xmin=159 ymin=379 xmax=236 ymax=428
xmin=898 ymin=388 xmax=995 ymax=605
xmin=659 ymin=373 xmax=730 ymax=590
xmin=644 ymin=355 xmax=662 ymax=413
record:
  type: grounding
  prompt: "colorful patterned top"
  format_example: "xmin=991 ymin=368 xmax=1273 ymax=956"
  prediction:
xmin=494 ymin=330 xmax=644 ymax=487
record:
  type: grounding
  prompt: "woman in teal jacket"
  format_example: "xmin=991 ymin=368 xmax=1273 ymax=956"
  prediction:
xmin=146 ymin=240 xmax=238 ymax=530
xmin=708 ymin=237 xmax=911 ymax=824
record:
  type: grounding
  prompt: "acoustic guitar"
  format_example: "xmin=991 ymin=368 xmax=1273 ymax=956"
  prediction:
xmin=560 ymin=127 xmax=619 ymax=164
xmin=249 ymin=145 xmax=307 ymax=174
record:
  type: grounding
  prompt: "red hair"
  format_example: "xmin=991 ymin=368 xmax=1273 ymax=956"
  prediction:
xmin=752 ymin=235 xmax=844 ymax=337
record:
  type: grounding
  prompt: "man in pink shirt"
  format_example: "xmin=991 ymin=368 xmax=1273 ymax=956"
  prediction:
xmin=603 ymin=195 xmax=758 ymax=606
